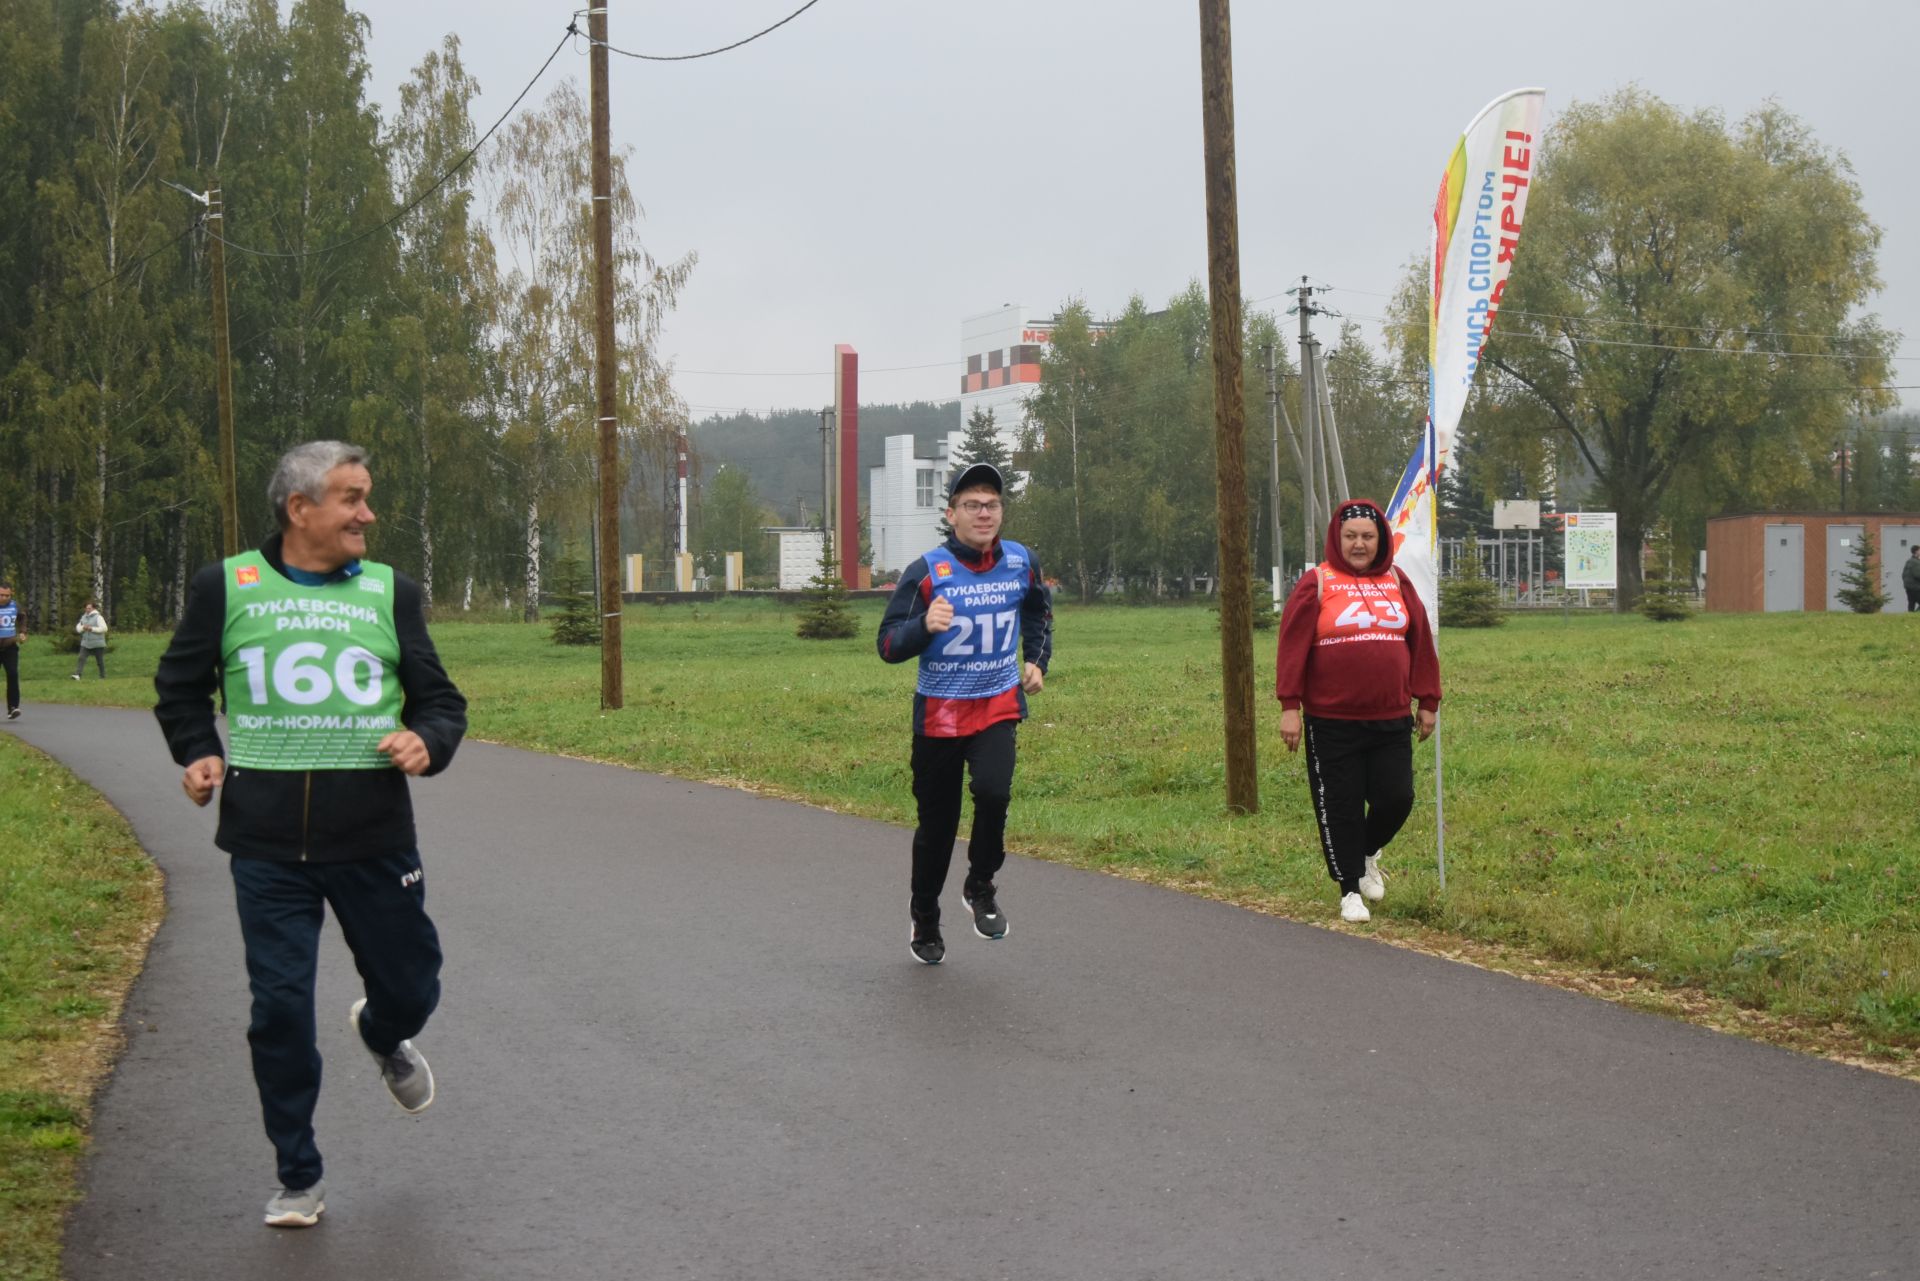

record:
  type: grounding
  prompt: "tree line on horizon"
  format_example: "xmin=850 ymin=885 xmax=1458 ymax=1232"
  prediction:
xmin=0 ymin=0 xmax=692 ymax=631
xmin=687 ymin=91 xmax=1909 ymax=608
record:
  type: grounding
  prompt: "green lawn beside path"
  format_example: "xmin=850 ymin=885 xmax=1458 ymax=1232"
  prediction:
xmin=0 ymin=734 xmax=162 ymax=1281
xmin=23 ymin=601 xmax=1919 ymax=1062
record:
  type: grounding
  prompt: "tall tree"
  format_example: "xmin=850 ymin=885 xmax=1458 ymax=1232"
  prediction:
xmin=218 ymin=0 xmax=397 ymax=535
xmin=36 ymin=1 xmax=187 ymax=609
xmin=695 ymin=464 xmax=772 ymax=575
xmin=1473 ymin=90 xmax=1895 ymax=604
xmin=349 ymin=33 xmax=497 ymax=609
xmin=959 ymin=406 xmax=1010 ymax=472
xmin=485 ymin=78 xmax=690 ymax=620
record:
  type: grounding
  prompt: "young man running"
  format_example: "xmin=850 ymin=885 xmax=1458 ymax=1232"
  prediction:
xmin=877 ymin=462 xmax=1052 ymax=964
xmin=154 ymin=441 xmax=467 ymax=1226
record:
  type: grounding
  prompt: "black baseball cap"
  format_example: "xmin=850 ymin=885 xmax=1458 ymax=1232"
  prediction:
xmin=946 ymin=462 xmax=1004 ymax=504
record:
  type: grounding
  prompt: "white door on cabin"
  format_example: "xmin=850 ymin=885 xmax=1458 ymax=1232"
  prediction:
xmin=1881 ymin=525 xmax=1920 ymax=613
xmin=1825 ymin=525 xmax=1863 ymax=611
xmin=1763 ymin=525 xmax=1803 ymax=612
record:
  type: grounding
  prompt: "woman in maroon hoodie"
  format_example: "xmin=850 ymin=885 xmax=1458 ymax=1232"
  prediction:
xmin=1274 ymin=500 xmax=1441 ymax=922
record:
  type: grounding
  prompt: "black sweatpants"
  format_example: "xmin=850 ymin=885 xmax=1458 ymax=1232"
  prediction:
xmin=1 ymin=642 xmax=17 ymax=711
xmin=231 ymin=850 xmax=442 ymax=1189
xmin=910 ymin=719 xmax=1017 ymax=914
xmin=1302 ymin=715 xmax=1415 ymax=891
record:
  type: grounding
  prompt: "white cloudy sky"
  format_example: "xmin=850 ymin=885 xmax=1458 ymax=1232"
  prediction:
xmin=354 ymin=0 xmax=1918 ymax=418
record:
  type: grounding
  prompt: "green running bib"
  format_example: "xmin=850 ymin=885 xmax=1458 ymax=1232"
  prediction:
xmin=220 ymin=551 xmax=404 ymax=770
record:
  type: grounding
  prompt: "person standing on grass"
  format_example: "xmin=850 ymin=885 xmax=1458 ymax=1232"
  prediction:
xmin=1274 ymin=499 xmax=1441 ymax=924
xmin=1904 ymin=544 xmax=1920 ymax=612
xmin=154 ymin=441 xmax=467 ymax=1229
xmin=0 ymin=581 xmax=23 ymax=719
xmin=72 ymin=600 xmax=107 ymax=679
xmin=877 ymin=461 xmax=1052 ymax=965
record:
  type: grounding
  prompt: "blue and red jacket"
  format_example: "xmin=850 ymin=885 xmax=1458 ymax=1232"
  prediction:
xmin=876 ymin=534 xmax=1053 ymax=737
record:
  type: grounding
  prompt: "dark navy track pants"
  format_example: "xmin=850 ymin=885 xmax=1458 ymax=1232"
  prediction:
xmin=231 ymin=851 xmax=441 ymax=1189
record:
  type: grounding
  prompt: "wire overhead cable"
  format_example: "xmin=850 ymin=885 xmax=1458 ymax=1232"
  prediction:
xmin=592 ymin=0 xmax=823 ymax=61
xmin=75 ymin=216 xmax=203 ymax=298
xmin=209 ymin=26 xmax=574 ymax=262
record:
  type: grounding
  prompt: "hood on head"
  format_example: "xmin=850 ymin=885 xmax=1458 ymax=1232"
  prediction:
xmin=1324 ymin=499 xmax=1394 ymax=576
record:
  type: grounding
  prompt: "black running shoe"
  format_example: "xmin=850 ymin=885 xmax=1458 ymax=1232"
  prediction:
xmin=961 ymin=883 xmax=1008 ymax=940
xmin=910 ymin=910 xmax=945 ymax=965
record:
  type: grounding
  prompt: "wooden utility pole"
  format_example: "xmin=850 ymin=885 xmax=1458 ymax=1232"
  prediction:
xmin=589 ymin=3 xmax=623 ymax=708
xmin=208 ymin=188 xmax=239 ymax=556
xmin=1198 ymin=0 xmax=1258 ymax=815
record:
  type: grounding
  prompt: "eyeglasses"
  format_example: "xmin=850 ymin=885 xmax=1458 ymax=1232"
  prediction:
xmin=956 ymin=500 xmax=1002 ymax=514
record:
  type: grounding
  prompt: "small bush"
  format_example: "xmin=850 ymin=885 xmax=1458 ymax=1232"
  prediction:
xmin=548 ymin=553 xmax=599 ymax=646
xmin=1439 ymin=534 xmax=1505 ymax=628
xmin=1835 ymin=527 xmax=1890 ymax=614
xmin=796 ymin=535 xmax=859 ymax=640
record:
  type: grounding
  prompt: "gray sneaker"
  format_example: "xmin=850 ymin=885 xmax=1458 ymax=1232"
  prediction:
xmin=264 ymin=1182 xmax=325 ymax=1227
xmin=349 ymin=998 xmax=435 ymax=1113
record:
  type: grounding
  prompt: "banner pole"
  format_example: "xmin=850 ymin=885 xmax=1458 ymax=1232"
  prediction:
xmin=1429 ymin=421 xmax=1446 ymax=892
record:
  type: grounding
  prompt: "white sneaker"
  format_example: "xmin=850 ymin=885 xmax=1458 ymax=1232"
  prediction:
xmin=264 ymin=1181 xmax=324 ymax=1227
xmin=1339 ymin=892 xmax=1371 ymax=923
xmin=1358 ymin=854 xmax=1387 ymax=902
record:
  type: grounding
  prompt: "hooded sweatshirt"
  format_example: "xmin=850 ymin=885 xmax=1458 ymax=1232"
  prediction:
xmin=1274 ymin=499 xmax=1441 ymax=721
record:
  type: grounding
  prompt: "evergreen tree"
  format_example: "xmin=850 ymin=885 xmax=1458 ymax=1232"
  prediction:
xmin=796 ymin=533 xmax=858 ymax=640
xmin=1638 ymin=523 xmax=1693 ymax=622
xmin=548 ymin=550 xmax=598 ymax=645
xmin=1439 ymin=533 xmax=1505 ymax=627
xmin=1835 ymin=526 xmax=1890 ymax=614
xmin=116 ymin=556 xmax=155 ymax=631
xmin=1249 ymin=577 xmax=1276 ymax=630
xmin=959 ymin=406 xmax=1010 ymax=473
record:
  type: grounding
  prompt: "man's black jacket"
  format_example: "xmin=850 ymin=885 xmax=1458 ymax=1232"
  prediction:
xmin=153 ymin=534 xmax=467 ymax=863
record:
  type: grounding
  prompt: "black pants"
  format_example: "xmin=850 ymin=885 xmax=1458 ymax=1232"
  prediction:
xmin=1 ymin=642 xmax=17 ymax=711
xmin=1302 ymin=715 xmax=1415 ymax=891
xmin=231 ymin=850 xmax=442 ymax=1189
xmin=74 ymin=648 xmax=104 ymax=678
xmin=910 ymin=719 xmax=1017 ymax=914
xmin=1907 ymin=587 xmax=1919 ymax=612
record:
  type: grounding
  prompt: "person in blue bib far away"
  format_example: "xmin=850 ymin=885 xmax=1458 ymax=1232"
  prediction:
xmin=153 ymin=441 xmax=468 ymax=1228
xmin=877 ymin=461 xmax=1053 ymax=965
xmin=0 ymin=579 xmax=23 ymax=719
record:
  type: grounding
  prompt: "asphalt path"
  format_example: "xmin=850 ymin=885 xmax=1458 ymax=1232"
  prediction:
xmin=7 ymin=705 xmax=1916 ymax=1280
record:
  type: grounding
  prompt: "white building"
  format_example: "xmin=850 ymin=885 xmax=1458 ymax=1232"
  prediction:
xmin=868 ymin=431 xmax=965 ymax=576
xmin=959 ymin=304 xmax=1052 ymax=457
xmin=768 ymin=527 xmax=826 ymax=590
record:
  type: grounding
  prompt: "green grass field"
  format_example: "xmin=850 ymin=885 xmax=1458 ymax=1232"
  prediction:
xmin=0 ymin=734 xmax=162 ymax=1281
xmin=16 ymin=599 xmax=1919 ymax=1062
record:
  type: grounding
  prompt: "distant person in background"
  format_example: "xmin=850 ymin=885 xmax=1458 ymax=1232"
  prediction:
xmin=0 ymin=581 xmax=23 ymax=719
xmin=72 ymin=600 xmax=108 ymax=679
xmin=1905 ymin=545 xmax=1920 ymax=612
xmin=1274 ymin=500 xmax=1441 ymax=924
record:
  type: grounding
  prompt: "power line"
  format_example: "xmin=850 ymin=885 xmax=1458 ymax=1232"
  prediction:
xmin=675 ymin=358 xmax=957 ymax=377
xmin=594 ymin=0 xmax=823 ymax=62
xmin=209 ymin=27 xmax=572 ymax=262
xmin=1340 ymin=310 xmax=1913 ymax=363
xmin=1297 ymin=281 xmax=1910 ymax=355
xmin=74 ymin=216 xmax=201 ymax=298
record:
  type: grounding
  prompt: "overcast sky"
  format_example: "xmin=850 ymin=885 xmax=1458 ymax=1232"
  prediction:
xmin=352 ymin=0 xmax=1917 ymax=420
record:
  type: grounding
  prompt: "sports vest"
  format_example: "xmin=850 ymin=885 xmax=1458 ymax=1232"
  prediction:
xmin=0 ymin=601 xmax=17 ymax=640
xmin=916 ymin=540 xmax=1032 ymax=700
xmin=220 ymin=551 xmax=404 ymax=770
xmin=1312 ymin=562 xmax=1411 ymax=650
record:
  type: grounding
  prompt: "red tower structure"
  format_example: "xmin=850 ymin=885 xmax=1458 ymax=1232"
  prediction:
xmin=833 ymin=344 xmax=860 ymax=588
